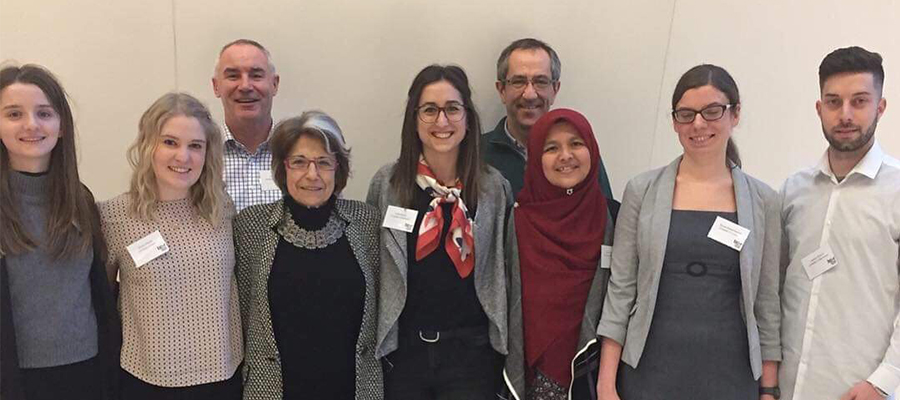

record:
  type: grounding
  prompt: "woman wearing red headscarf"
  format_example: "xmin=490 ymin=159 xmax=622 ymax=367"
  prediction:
xmin=502 ymin=108 xmax=615 ymax=400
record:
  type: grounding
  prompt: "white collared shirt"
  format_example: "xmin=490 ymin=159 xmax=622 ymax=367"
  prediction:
xmin=222 ymin=123 xmax=282 ymax=211
xmin=780 ymin=141 xmax=900 ymax=399
xmin=504 ymin=119 xmax=527 ymax=159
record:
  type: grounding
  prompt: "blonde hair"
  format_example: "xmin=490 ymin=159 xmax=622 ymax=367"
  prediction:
xmin=127 ymin=92 xmax=226 ymax=226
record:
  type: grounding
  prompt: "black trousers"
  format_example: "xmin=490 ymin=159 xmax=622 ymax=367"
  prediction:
xmin=21 ymin=356 xmax=102 ymax=400
xmin=120 ymin=368 xmax=242 ymax=400
xmin=384 ymin=332 xmax=503 ymax=400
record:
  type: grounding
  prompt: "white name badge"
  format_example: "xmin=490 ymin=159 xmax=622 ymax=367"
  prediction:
xmin=600 ymin=245 xmax=613 ymax=269
xmin=126 ymin=230 xmax=169 ymax=268
xmin=259 ymin=170 xmax=280 ymax=191
xmin=382 ymin=205 xmax=419 ymax=233
xmin=801 ymin=245 xmax=838 ymax=280
xmin=707 ymin=216 xmax=751 ymax=251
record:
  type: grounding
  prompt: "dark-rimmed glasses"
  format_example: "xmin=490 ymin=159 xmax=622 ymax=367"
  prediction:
xmin=416 ymin=103 xmax=466 ymax=124
xmin=503 ymin=76 xmax=557 ymax=91
xmin=284 ymin=156 xmax=337 ymax=172
xmin=672 ymin=104 xmax=737 ymax=124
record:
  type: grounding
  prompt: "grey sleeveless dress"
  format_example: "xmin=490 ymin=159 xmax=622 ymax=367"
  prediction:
xmin=617 ymin=210 xmax=757 ymax=400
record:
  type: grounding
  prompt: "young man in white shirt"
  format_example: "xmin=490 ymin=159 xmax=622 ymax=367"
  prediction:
xmin=780 ymin=46 xmax=898 ymax=400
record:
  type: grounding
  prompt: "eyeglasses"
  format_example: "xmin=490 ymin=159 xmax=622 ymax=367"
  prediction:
xmin=503 ymin=76 xmax=557 ymax=91
xmin=672 ymin=104 xmax=737 ymax=124
xmin=284 ymin=156 xmax=337 ymax=172
xmin=416 ymin=103 xmax=467 ymax=124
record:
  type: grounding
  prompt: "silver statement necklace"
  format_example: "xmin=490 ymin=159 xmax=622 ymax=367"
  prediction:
xmin=277 ymin=208 xmax=347 ymax=250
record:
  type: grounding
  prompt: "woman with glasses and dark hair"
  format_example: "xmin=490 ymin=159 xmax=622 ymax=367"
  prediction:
xmin=234 ymin=110 xmax=383 ymax=400
xmin=502 ymin=108 xmax=615 ymax=400
xmin=367 ymin=64 xmax=512 ymax=400
xmin=595 ymin=64 xmax=781 ymax=400
xmin=1 ymin=64 xmax=119 ymax=400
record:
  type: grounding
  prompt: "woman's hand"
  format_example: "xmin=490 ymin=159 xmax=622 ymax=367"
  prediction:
xmin=597 ymin=384 xmax=622 ymax=400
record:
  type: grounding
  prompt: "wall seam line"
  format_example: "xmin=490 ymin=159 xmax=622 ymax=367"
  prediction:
xmin=171 ymin=0 xmax=178 ymax=89
xmin=649 ymin=0 xmax=678 ymax=168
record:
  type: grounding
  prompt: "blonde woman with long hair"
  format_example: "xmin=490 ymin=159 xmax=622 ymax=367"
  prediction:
xmin=99 ymin=92 xmax=242 ymax=399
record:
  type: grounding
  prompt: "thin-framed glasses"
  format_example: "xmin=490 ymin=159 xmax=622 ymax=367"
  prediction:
xmin=672 ymin=104 xmax=737 ymax=124
xmin=284 ymin=156 xmax=337 ymax=172
xmin=503 ymin=76 xmax=557 ymax=91
xmin=416 ymin=102 xmax=467 ymax=124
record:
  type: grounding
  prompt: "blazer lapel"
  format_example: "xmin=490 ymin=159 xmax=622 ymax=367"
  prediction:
xmin=258 ymin=200 xmax=283 ymax=350
xmin=732 ymin=168 xmax=755 ymax=321
xmin=648 ymin=158 xmax=679 ymax=284
xmin=473 ymin=188 xmax=492 ymax=277
xmin=383 ymin=189 xmax=409 ymax=281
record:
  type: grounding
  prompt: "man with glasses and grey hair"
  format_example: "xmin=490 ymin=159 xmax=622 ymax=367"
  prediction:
xmin=212 ymin=38 xmax=282 ymax=211
xmin=481 ymin=38 xmax=615 ymax=204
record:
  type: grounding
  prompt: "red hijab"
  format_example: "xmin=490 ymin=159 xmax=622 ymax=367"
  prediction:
xmin=514 ymin=108 xmax=608 ymax=387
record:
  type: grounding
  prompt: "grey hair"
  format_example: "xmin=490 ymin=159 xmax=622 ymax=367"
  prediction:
xmin=270 ymin=110 xmax=353 ymax=194
xmin=496 ymin=38 xmax=561 ymax=83
xmin=213 ymin=38 xmax=276 ymax=75
xmin=297 ymin=110 xmax=349 ymax=156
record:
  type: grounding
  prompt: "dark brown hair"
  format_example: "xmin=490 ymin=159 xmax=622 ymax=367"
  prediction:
xmin=390 ymin=65 xmax=483 ymax=208
xmin=819 ymin=46 xmax=884 ymax=94
xmin=671 ymin=64 xmax=742 ymax=168
xmin=0 ymin=64 xmax=94 ymax=258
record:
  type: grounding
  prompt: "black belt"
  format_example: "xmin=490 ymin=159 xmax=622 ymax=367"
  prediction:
xmin=402 ymin=326 xmax=489 ymax=345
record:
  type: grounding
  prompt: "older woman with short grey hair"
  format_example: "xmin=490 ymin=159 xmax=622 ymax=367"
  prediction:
xmin=234 ymin=110 xmax=383 ymax=400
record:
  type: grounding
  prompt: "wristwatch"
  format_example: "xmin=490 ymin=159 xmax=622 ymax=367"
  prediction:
xmin=759 ymin=386 xmax=781 ymax=399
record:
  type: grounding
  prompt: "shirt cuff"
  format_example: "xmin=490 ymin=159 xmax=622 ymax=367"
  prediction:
xmin=596 ymin=321 xmax=626 ymax=345
xmin=868 ymin=363 xmax=900 ymax=397
xmin=760 ymin=345 xmax=782 ymax=362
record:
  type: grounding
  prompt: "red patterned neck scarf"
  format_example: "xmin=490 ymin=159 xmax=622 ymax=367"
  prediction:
xmin=414 ymin=158 xmax=475 ymax=278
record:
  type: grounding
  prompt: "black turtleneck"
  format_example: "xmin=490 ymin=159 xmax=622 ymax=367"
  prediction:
xmin=268 ymin=195 xmax=363 ymax=400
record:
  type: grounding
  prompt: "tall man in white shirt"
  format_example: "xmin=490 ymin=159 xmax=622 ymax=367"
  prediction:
xmin=781 ymin=46 xmax=899 ymax=400
xmin=212 ymin=39 xmax=282 ymax=211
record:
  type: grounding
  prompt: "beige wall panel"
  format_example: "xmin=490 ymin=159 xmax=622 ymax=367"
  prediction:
xmin=172 ymin=0 xmax=674 ymax=200
xmin=548 ymin=1 xmax=676 ymax=198
xmin=1 ymin=1 xmax=176 ymax=200
xmin=3 ymin=1 xmax=896 ymax=202
xmin=656 ymin=0 xmax=899 ymax=190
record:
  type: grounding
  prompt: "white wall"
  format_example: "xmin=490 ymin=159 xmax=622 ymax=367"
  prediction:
xmin=1 ymin=0 xmax=897 ymax=201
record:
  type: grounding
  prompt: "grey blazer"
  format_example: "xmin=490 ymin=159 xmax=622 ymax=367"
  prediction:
xmin=365 ymin=162 xmax=512 ymax=358
xmin=502 ymin=207 xmax=615 ymax=400
xmin=595 ymin=157 xmax=781 ymax=380
xmin=233 ymin=199 xmax=383 ymax=400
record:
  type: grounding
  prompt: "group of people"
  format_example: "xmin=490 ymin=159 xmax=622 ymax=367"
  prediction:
xmin=0 ymin=37 xmax=896 ymax=400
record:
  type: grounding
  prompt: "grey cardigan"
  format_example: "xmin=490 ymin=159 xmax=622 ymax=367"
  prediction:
xmin=366 ymin=162 xmax=512 ymax=358
xmin=233 ymin=198 xmax=383 ymax=400
xmin=503 ymin=207 xmax=615 ymax=400
xmin=596 ymin=157 xmax=782 ymax=380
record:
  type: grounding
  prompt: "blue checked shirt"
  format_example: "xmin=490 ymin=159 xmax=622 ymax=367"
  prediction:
xmin=223 ymin=124 xmax=283 ymax=211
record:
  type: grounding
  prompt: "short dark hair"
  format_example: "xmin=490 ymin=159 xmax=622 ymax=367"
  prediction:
xmin=819 ymin=46 xmax=884 ymax=94
xmin=496 ymin=38 xmax=561 ymax=82
xmin=671 ymin=64 xmax=742 ymax=168
xmin=271 ymin=111 xmax=351 ymax=196
xmin=390 ymin=65 xmax=483 ymax=209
